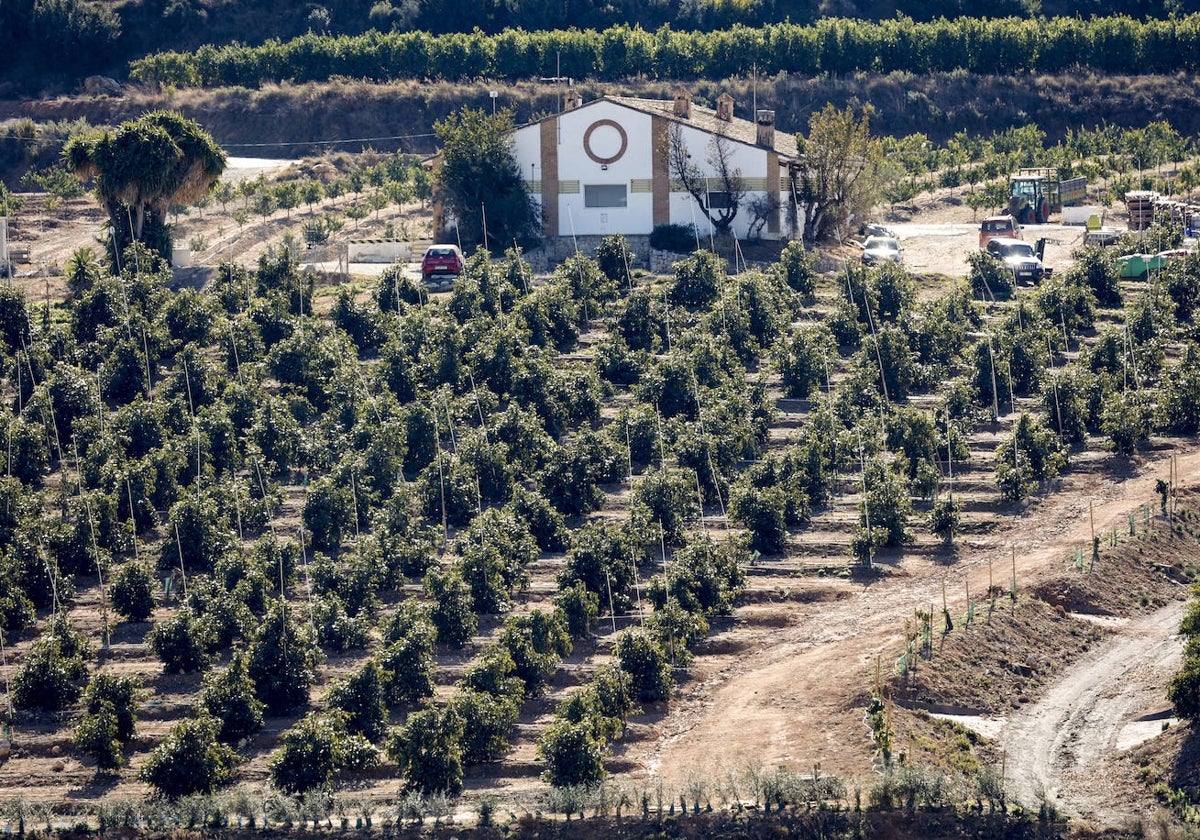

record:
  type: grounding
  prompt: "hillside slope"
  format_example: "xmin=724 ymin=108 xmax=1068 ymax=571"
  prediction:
xmin=4 ymin=71 xmax=1200 ymax=171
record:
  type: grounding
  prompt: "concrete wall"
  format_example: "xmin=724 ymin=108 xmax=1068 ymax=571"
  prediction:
xmin=348 ymin=240 xmax=411 ymax=263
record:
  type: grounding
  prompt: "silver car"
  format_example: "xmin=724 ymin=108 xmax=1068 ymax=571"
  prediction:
xmin=862 ymin=235 xmax=902 ymax=265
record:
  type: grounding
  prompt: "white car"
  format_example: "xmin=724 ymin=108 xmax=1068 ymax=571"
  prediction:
xmin=861 ymin=235 xmax=902 ymax=265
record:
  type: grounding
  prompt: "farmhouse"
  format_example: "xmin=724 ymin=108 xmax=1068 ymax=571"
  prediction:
xmin=509 ymin=88 xmax=799 ymax=243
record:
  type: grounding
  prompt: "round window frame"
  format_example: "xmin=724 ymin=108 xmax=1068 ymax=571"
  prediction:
xmin=583 ymin=119 xmax=628 ymax=166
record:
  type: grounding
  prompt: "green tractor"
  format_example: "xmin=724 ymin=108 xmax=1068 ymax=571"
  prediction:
xmin=1008 ymin=172 xmax=1052 ymax=224
xmin=1008 ymin=168 xmax=1088 ymax=225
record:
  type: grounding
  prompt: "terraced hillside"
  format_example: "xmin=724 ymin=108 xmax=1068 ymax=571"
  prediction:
xmin=0 ymin=218 xmax=1198 ymax=829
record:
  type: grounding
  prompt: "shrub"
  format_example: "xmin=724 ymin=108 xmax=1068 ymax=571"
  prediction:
xmin=499 ymin=610 xmax=572 ymax=697
xmin=966 ymin=250 xmax=1013 ymax=301
xmin=614 ymin=631 xmax=673 ymax=703
xmin=446 ymin=689 xmax=521 ymax=765
xmin=158 ymin=493 xmax=234 ymax=574
xmin=595 ymin=233 xmax=636 ymax=287
xmin=140 ymin=716 xmax=237 ymax=798
xmin=537 ymin=720 xmax=607 ymax=788
xmin=74 ymin=701 xmax=124 ymax=770
xmin=458 ymin=646 xmax=525 ymax=699
xmin=327 ymin=662 xmax=389 ymax=741
xmin=425 ymin=568 xmax=478 ymax=648
xmin=554 ymin=581 xmax=600 ymax=639
xmin=303 ymin=478 xmax=357 ymax=555
xmin=776 ymin=239 xmax=817 ymax=296
xmin=109 ymin=562 xmax=156 ymax=622
xmin=648 ymin=223 xmax=696 ymax=254
xmin=1100 ymin=391 xmax=1154 ymax=457
xmin=995 ymin=413 xmax=1067 ymax=502
xmin=644 ymin=598 xmax=709 ymax=664
xmin=311 ymin=593 xmax=370 ymax=653
xmin=1168 ymin=655 xmax=1200 ymax=719
xmin=507 ymin=487 xmax=569 ymax=553
xmin=559 ymin=522 xmax=641 ymax=613
xmin=731 ymin=484 xmax=789 ymax=555
xmin=1066 ymin=246 xmax=1121 ymax=308
xmin=630 ymin=468 xmax=697 ymax=548
xmin=927 ymin=496 xmax=961 ymax=543
xmin=270 ymin=712 xmax=377 ymax=794
xmin=668 ymin=250 xmax=724 ymax=309
xmin=856 ymin=460 xmax=913 ymax=551
xmin=375 ymin=626 xmax=436 ymax=707
xmin=82 ymin=673 xmax=139 ymax=742
xmin=1160 ymin=343 xmax=1200 ymax=435
xmin=248 ymin=600 xmax=319 ymax=716
xmin=556 ymin=664 xmax=636 ymax=743
xmin=657 ymin=535 xmax=746 ymax=616
xmin=12 ymin=615 xmax=91 ymax=711
xmin=778 ymin=325 xmax=834 ymax=399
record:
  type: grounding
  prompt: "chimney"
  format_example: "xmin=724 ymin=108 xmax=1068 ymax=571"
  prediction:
xmin=564 ymin=88 xmax=582 ymax=111
xmin=673 ymin=86 xmax=691 ymax=119
xmin=756 ymin=109 xmax=775 ymax=148
xmin=716 ymin=92 xmax=734 ymax=122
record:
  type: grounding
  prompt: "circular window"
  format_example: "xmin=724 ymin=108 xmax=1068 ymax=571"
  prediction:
xmin=583 ymin=119 xmax=628 ymax=165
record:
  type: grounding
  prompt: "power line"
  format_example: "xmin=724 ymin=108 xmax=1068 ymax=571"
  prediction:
xmin=0 ymin=130 xmax=438 ymax=150
xmin=221 ymin=132 xmax=437 ymax=149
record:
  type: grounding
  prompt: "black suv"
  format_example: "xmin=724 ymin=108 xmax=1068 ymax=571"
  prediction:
xmin=985 ymin=237 xmax=1046 ymax=284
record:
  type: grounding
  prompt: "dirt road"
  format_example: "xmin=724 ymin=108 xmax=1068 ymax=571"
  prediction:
xmin=1000 ymin=601 xmax=1185 ymax=822
xmin=889 ymin=221 xmax=1087 ymax=278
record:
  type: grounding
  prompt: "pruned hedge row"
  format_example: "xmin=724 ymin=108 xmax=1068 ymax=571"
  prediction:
xmin=130 ymin=16 xmax=1200 ymax=89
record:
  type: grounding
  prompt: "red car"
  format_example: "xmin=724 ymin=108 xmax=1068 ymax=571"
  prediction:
xmin=421 ymin=244 xmax=463 ymax=286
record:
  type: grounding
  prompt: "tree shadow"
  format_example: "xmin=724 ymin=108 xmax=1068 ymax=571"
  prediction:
xmin=930 ymin=541 xmax=961 ymax=565
xmin=67 ymin=771 xmax=122 ymax=799
xmin=1170 ymin=722 xmax=1200 ymax=792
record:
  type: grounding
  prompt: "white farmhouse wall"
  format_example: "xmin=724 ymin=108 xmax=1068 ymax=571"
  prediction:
xmin=554 ymin=102 xmax=653 ymax=238
xmin=510 ymin=96 xmax=793 ymax=241
xmin=667 ymin=122 xmax=776 ymax=240
xmin=512 ymin=126 xmax=543 ymax=219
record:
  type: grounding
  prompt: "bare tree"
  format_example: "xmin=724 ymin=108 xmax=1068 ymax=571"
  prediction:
xmin=667 ymin=123 xmax=746 ymax=235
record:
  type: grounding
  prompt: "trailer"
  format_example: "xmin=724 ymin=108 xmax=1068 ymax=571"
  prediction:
xmin=1008 ymin=168 xmax=1087 ymax=224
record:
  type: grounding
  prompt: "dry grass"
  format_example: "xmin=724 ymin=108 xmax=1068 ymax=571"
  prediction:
xmin=6 ymin=71 xmax=1200 ymax=170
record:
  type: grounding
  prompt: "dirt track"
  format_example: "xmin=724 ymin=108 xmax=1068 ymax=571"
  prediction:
xmin=1000 ymin=601 xmax=1184 ymax=822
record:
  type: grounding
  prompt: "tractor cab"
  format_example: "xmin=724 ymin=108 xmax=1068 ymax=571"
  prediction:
xmin=1009 ymin=174 xmax=1050 ymax=224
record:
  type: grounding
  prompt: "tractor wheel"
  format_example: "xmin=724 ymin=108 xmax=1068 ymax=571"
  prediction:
xmin=1037 ymin=199 xmax=1050 ymax=224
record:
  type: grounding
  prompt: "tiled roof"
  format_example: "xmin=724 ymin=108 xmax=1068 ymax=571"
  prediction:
xmin=602 ymin=94 xmax=798 ymax=160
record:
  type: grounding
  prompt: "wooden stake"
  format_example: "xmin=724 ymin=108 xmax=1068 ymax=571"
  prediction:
xmin=1089 ymin=499 xmax=1096 ymax=546
xmin=1011 ymin=546 xmax=1017 ymax=603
